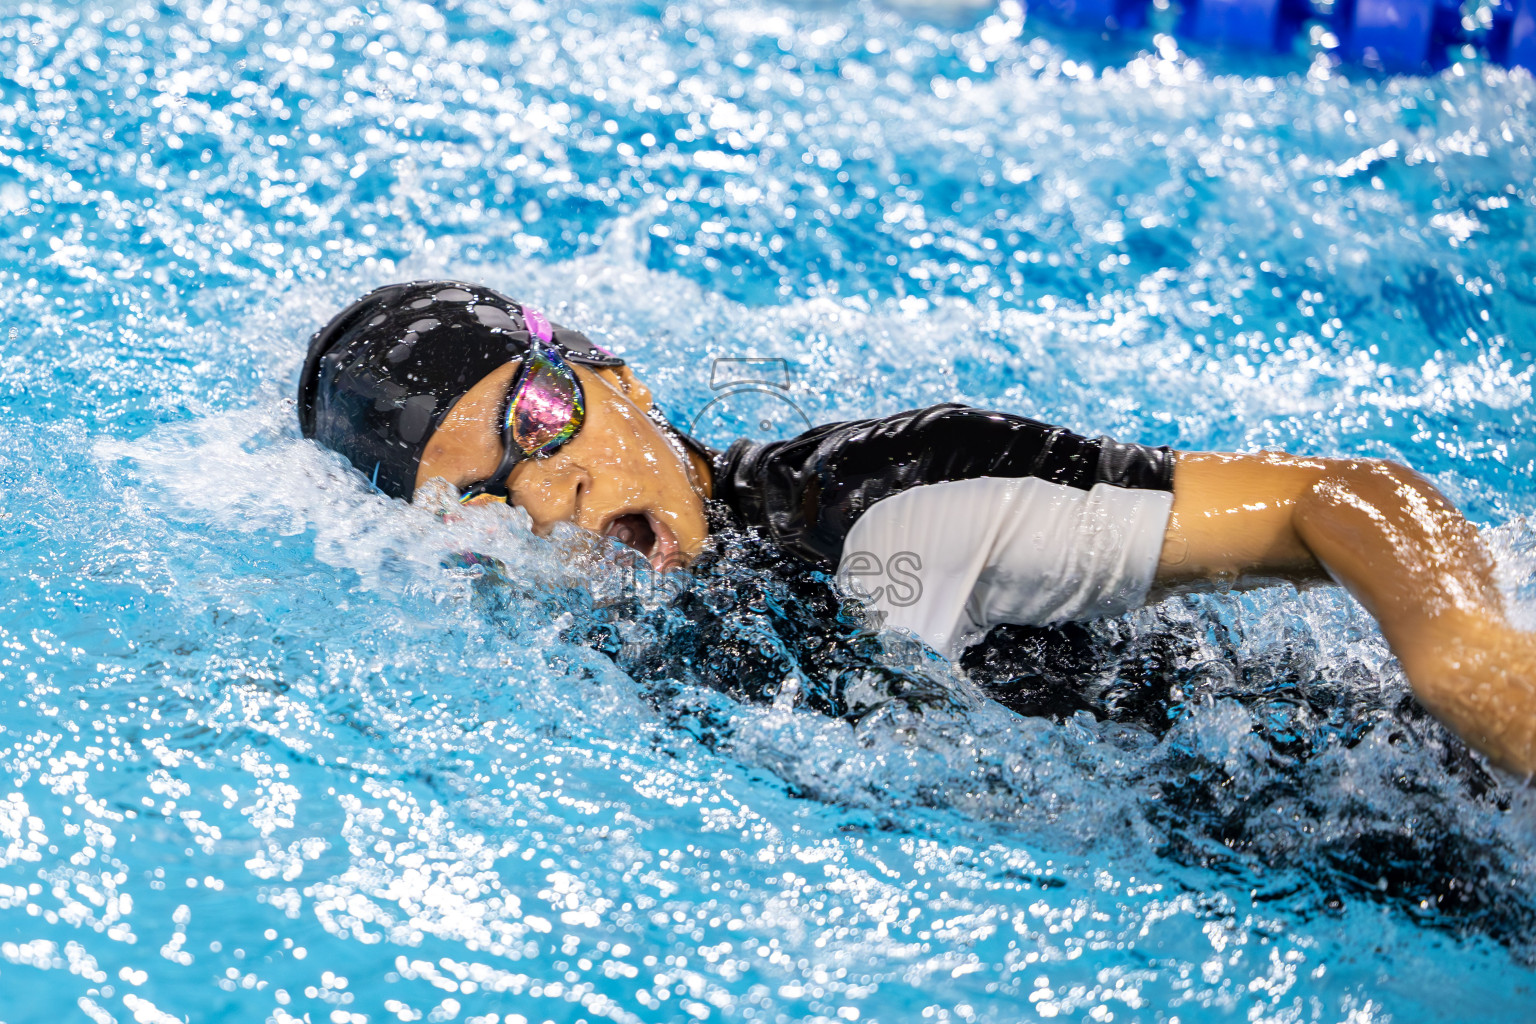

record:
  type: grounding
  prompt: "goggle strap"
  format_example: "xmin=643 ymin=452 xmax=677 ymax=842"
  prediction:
xmin=522 ymin=306 xmax=554 ymax=344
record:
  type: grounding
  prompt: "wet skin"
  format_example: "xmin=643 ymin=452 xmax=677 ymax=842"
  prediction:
xmin=417 ymin=362 xmax=1536 ymax=777
xmin=416 ymin=360 xmax=712 ymax=573
xmin=1160 ymin=451 xmax=1536 ymax=777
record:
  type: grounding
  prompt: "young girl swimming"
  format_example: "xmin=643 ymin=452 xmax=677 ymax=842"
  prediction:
xmin=298 ymin=279 xmax=1536 ymax=778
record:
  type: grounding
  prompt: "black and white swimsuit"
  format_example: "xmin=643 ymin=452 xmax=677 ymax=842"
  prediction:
xmin=710 ymin=404 xmax=1176 ymax=658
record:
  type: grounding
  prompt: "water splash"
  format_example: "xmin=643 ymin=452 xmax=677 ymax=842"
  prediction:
xmin=4 ymin=0 xmax=1536 ymax=1020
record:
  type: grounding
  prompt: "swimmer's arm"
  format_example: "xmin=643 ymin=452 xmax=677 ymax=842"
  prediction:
xmin=1152 ymin=450 xmax=1536 ymax=779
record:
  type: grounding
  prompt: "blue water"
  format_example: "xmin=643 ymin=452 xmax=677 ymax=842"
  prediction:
xmin=3 ymin=0 xmax=1536 ymax=1021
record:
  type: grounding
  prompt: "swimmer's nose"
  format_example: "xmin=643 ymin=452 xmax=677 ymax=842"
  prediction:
xmin=511 ymin=462 xmax=595 ymax=534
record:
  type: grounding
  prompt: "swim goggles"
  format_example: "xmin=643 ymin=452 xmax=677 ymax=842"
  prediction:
xmin=457 ymin=307 xmax=603 ymax=503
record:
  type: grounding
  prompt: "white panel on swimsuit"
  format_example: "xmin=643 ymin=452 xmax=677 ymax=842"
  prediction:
xmin=836 ymin=476 xmax=1174 ymax=660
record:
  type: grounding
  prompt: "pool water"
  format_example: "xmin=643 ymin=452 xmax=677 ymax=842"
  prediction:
xmin=3 ymin=0 xmax=1536 ymax=1021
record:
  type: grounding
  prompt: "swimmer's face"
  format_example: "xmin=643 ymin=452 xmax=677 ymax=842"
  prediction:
xmin=416 ymin=361 xmax=712 ymax=570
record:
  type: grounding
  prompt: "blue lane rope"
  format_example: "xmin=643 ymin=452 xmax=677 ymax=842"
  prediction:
xmin=1031 ymin=0 xmax=1534 ymax=72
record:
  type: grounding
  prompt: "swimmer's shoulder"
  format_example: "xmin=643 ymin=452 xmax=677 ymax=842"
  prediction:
xmin=708 ymin=403 xmax=1173 ymax=566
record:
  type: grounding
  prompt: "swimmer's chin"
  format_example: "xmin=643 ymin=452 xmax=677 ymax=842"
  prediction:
xmin=413 ymin=479 xmax=690 ymax=571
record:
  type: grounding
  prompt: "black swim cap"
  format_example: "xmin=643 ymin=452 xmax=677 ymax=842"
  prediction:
xmin=297 ymin=280 xmax=624 ymax=499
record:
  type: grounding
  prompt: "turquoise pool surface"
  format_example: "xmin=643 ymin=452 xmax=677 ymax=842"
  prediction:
xmin=2 ymin=0 xmax=1535 ymax=1021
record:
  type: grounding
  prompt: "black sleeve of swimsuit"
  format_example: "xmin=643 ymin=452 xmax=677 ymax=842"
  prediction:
xmin=710 ymin=403 xmax=1174 ymax=568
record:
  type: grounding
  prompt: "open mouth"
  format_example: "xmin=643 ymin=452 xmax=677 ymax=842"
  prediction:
xmin=602 ymin=511 xmax=682 ymax=570
xmin=604 ymin=513 xmax=656 ymax=558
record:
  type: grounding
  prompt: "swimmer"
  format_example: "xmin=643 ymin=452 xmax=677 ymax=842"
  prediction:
xmin=297 ymin=280 xmax=1536 ymax=778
